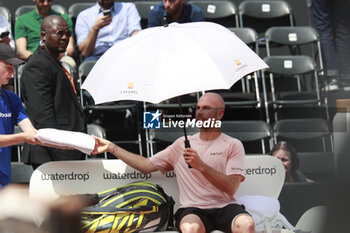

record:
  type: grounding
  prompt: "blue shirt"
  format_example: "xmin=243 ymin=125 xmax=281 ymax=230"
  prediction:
xmin=148 ymin=2 xmax=205 ymax=27
xmin=0 ymin=88 xmax=27 ymax=188
xmin=75 ymin=2 xmax=141 ymax=61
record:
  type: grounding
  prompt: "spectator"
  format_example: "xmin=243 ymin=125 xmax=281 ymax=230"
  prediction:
xmin=0 ymin=185 xmax=45 ymax=233
xmin=14 ymin=0 xmax=75 ymax=64
xmin=20 ymin=15 xmax=86 ymax=170
xmin=270 ymin=141 xmax=313 ymax=183
xmin=75 ymin=0 xmax=141 ymax=61
xmin=0 ymin=15 xmax=15 ymax=92
xmin=0 ymin=14 xmax=14 ymax=49
xmin=93 ymin=92 xmax=255 ymax=233
xmin=0 ymin=43 xmax=39 ymax=188
xmin=0 ymin=185 xmax=95 ymax=233
xmin=148 ymin=0 xmax=204 ymax=27
xmin=311 ymin=0 xmax=350 ymax=90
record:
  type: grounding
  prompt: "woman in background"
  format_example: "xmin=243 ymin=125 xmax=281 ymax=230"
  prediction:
xmin=270 ymin=141 xmax=313 ymax=183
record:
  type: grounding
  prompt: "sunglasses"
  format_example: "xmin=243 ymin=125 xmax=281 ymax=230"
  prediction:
xmin=45 ymin=30 xmax=72 ymax=39
xmin=38 ymin=0 xmax=53 ymax=3
xmin=0 ymin=31 xmax=9 ymax=38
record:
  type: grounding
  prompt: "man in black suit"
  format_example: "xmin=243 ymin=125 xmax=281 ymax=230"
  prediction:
xmin=20 ymin=15 xmax=86 ymax=169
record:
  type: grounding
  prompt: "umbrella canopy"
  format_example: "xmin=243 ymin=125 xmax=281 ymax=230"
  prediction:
xmin=81 ymin=22 xmax=268 ymax=105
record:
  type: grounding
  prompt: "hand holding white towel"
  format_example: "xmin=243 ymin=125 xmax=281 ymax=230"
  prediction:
xmin=37 ymin=128 xmax=95 ymax=154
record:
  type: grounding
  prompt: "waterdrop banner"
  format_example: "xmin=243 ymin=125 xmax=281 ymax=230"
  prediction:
xmin=30 ymin=156 xmax=284 ymax=211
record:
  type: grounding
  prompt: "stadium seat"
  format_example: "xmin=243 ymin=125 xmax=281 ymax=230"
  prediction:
xmin=298 ymin=152 xmax=335 ymax=182
xmin=273 ymin=118 xmax=333 ymax=153
xmin=78 ymin=60 xmax=96 ymax=108
xmin=68 ymin=2 xmax=94 ymax=25
xmin=264 ymin=26 xmax=327 ymax=114
xmin=265 ymin=26 xmax=324 ymax=74
xmin=213 ymin=72 xmax=263 ymax=117
xmin=221 ymin=120 xmax=273 ymax=154
xmin=68 ymin=2 xmax=95 ymax=63
xmin=11 ymin=162 xmax=34 ymax=184
xmin=261 ymin=55 xmax=326 ymax=122
xmin=134 ymin=1 xmax=161 ymax=29
xmin=15 ymin=64 xmax=26 ymax=98
xmin=189 ymin=0 xmax=239 ymax=27
xmin=294 ymin=205 xmax=327 ymax=233
xmin=278 ymin=182 xmax=330 ymax=225
xmin=229 ymin=27 xmax=259 ymax=54
xmin=238 ymin=0 xmax=294 ymax=40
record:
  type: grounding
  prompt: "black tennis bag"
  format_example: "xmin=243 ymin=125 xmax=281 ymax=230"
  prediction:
xmin=80 ymin=181 xmax=175 ymax=233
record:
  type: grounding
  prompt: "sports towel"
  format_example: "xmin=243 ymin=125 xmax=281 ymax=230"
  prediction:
xmin=37 ymin=128 xmax=95 ymax=154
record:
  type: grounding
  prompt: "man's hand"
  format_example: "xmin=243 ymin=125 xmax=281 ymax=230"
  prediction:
xmin=22 ymin=131 xmax=39 ymax=145
xmin=79 ymin=15 xmax=112 ymax=57
xmin=183 ymin=148 xmax=206 ymax=171
xmin=15 ymin=37 xmax=33 ymax=60
xmin=92 ymin=135 xmax=113 ymax=155
xmin=184 ymin=147 xmax=242 ymax=196
xmin=93 ymin=15 xmax=112 ymax=31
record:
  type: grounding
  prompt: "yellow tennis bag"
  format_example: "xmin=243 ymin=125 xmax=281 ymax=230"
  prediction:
xmin=81 ymin=181 xmax=175 ymax=233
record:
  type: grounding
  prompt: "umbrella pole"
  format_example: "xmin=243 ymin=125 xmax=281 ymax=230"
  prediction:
xmin=178 ymin=96 xmax=191 ymax=148
xmin=178 ymin=97 xmax=192 ymax=169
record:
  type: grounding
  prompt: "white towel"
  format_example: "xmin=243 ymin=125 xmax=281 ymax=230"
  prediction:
xmin=237 ymin=195 xmax=295 ymax=231
xmin=37 ymin=128 xmax=95 ymax=154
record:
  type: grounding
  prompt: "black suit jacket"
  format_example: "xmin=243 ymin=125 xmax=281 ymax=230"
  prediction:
xmin=20 ymin=46 xmax=86 ymax=164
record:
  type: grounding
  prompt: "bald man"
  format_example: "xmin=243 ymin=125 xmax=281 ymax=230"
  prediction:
xmin=20 ymin=15 xmax=86 ymax=169
xmin=93 ymin=93 xmax=255 ymax=233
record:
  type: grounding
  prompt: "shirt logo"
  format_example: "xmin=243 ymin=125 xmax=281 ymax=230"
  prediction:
xmin=210 ymin=152 xmax=224 ymax=156
xmin=0 ymin=112 xmax=12 ymax=117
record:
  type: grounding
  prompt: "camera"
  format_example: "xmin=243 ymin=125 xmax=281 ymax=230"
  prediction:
xmin=102 ymin=9 xmax=112 ymax=16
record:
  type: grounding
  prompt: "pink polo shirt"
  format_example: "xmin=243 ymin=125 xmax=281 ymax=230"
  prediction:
xmin=149 ymin=133 xmax=245 ymax=209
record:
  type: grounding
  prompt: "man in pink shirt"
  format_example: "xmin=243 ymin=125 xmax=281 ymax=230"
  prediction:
xmin=93 ymin=92 xmax=255 ymax=233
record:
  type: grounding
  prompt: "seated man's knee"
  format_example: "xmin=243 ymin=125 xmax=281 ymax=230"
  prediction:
xmin=181 ymin=223 xmax=204 ymax=233
xmin=179 ymin=214 xmax=206 ymax=233
xmin=232 ymin=214 xmax=255 ymax=233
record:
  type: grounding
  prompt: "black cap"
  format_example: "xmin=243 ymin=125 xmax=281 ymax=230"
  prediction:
xmin=0 ymin=43 xmax=24 ymax=65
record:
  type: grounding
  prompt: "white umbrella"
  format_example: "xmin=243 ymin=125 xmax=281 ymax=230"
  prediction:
xmin=82 ymin=22 xmax=268 ymax=155
xmin=81 ymin=22 xmax=268 ymax=105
